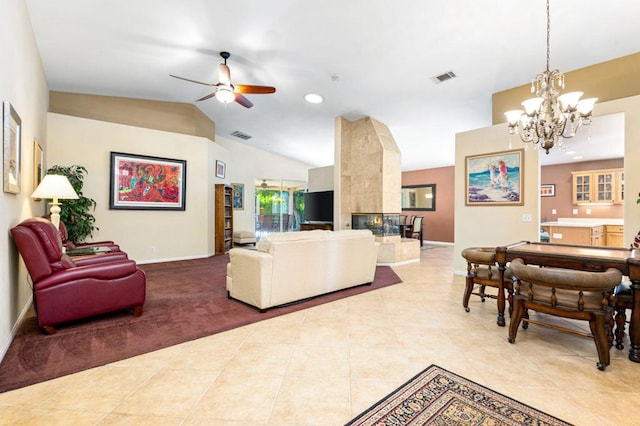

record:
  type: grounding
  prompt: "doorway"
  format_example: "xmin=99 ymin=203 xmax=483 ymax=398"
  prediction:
xmin=255 ymin=178 xmax=306 ymax=239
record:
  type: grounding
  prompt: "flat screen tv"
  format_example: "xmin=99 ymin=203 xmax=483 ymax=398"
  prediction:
xmin=304 ymin=190 xmax=334 ymax=223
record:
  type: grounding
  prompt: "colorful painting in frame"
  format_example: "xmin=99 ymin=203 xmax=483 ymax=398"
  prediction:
xmin=109 ymin=151 xmax=187 ymax=210
xmin=215 ymin=160 xmax=225 ymax=179
xmin=232 ymin=183 xmax=244 ymax=209
xmin=465 ymin=149 xmax=524 ymax=206
xmin=3 ymin=102 xmax=21 ymax=194
xmin=540 ymin=184 xmax=555 ymax=197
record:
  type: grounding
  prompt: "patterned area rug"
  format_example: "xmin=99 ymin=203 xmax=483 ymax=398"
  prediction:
xmin=346 ymin=365 xmax=572 ymax=425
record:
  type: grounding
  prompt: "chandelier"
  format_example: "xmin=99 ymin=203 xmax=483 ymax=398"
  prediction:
xmin=504 ymin=0 xmax=597 ymax=153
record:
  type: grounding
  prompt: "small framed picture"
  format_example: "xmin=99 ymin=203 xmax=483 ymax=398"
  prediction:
xmin=540 ymin=184 xmax=556 ymax=197
xmin=216 ymin=160 xmax=226 ymax=179
xmin=3 ymin=102 xmax=21 ymax=194
xmin=232 ymin=183 xmax=244 ymax=209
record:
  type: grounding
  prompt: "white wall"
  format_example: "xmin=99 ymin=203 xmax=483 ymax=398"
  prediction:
xmin=0 ymin=0 xmax=49 ymax=358
xmin=215 ymin=136 xmax=311 ymax=233
xmin=308 ymin=166 xmax=334 ymax=192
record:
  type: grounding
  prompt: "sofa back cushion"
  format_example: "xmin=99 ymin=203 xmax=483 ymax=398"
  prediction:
xmin=257 ymin=229 xmax=329 ymax=253
xmin=11 ymin=218 xmax=68 ymax=282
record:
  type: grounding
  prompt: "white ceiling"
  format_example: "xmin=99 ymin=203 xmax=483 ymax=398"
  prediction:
xmin=25 ymin=0 xmax=638 ymax=171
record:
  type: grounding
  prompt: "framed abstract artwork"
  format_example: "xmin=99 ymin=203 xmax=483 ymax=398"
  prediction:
xmin=109 ymin=151 xmax=187 ymax=210
xmin=465 ymin=149 xmax=524 ymax=206
xmin=3 ymin=102 xmax=21 ymax=194
xmin=232 ymin=183 xmax=244 ymax=209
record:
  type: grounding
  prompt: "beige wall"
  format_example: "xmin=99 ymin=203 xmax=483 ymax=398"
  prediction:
xmin=50 ymin=91 xmax=215 ymax=140
xmin=492 ymin=52 xmax=640 ymax=125
xmin=454 ymin=95 xmax=640 ymax=274
xmin=47 ymin=113 xmax=221 ymax=262
xmin=402 ymin=166 xmax=454 ymax=242
xmin=454 ymin=127 xmax=541 ymax=274
xmin=1 ymin=0 xmax=50 ymax=359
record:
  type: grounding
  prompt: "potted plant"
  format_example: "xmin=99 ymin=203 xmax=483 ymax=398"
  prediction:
xmin=46 ymin=165 xmax=98 ymax=244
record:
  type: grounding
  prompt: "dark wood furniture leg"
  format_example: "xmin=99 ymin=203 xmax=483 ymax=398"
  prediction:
xmin=630 ymin=277 xmax=640 ymax=362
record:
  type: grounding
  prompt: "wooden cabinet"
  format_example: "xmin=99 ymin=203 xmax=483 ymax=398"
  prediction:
xmin=572 ymin=168 xmax=623 ymax=205
xmin=605 ymin=225 xmax=624 ymax=247
xmin=215 ymin=184 xmax=233 ymax=254
xmin=541 ymin=224 xmax=604 ymax=246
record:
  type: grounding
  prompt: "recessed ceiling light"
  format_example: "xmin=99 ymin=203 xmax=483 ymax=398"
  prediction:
xmin=304 ymin=93 xmax=324 ymax=104
xmin=572 ymin=156 xmax=583 ymax=160
xmin=565 ymin=151 xmax=576 ymax=155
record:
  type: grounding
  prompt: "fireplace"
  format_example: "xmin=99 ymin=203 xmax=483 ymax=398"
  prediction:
xmin=351 ymin=213 xmax=400 ymax=237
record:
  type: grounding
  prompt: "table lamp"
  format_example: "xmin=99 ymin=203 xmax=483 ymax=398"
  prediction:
xmin=31 ymin=174 xmax=79 ymax=229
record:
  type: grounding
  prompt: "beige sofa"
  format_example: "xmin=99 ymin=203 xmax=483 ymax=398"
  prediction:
xmin=226 ymin=229 xmax=379 ymax=311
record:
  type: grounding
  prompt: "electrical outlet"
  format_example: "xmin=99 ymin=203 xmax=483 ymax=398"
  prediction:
xmin=551 ymin=209 xmax=557 ymax=215
xmin=149 ymin=246 xmax=155 ymax=253
xmin=572 ymin=209 xmax=578 ymax=215
xmin=586 ymin=209 xmax=591 ymax=215
xmin=522 ymin=214 xmax=532 ymax=222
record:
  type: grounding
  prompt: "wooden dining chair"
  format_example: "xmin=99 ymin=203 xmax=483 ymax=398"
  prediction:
xmin=508 ymin=258 xmax=622 ymax=371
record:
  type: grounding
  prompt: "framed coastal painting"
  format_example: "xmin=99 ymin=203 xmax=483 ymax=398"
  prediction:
xmin=3 ymin=102 xmax=21 ymax=194
xmin=465 ymin=149 xmax=524 ymax=206
xmin=232 ymin=183 xmax=244 ymax=209
xmin=109 ymin=151 xmax=187 ymax=210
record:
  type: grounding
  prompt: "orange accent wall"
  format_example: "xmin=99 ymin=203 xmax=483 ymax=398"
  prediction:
xmin=540 ymin=159 xmax=623 ymax=221
xmin=402 ymin=166 xmax=454 ymax=242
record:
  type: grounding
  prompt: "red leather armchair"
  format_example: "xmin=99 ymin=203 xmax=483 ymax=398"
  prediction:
xmin=11 ymin=218 xmax=146 ymax=334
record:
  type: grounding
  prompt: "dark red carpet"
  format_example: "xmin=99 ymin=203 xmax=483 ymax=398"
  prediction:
xmin=0 ymin=255 xmax=401 ymax=393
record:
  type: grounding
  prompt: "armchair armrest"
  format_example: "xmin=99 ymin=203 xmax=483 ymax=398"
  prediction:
xmin=70 ymin=252 xmax=129 ymax=266
xmin=36 ymin=260 xmax=140 ymax=291
xmin=227 ymin=248 xmax=273 ymax=309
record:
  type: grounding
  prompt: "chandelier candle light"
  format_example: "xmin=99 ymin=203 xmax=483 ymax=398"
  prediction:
xmin=504 ymin=0 xmax=597 ymax=153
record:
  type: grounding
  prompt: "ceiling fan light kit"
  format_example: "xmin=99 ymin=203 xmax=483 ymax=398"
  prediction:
xmin=504 ymin=0 xmax=596 ymax=154
xmin=170 ymin=51 xmax=276 ymax=108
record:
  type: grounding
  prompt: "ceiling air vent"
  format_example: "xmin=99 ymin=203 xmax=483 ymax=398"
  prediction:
xmin=230 ymin=130 xmax=252 ymax=140
xmin=431 ymin=71 xmax=457 ymax=84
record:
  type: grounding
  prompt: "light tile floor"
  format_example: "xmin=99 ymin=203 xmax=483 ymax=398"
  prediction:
xmin=1 ymin=246 xmax=639 ymax=425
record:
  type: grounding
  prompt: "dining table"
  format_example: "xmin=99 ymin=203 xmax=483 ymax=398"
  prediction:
xmin=495 ymin=241 xmax=640 ymax=363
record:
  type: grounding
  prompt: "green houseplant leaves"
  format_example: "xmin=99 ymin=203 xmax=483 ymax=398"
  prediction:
xmin=46 ymin=165 xmax=98 ymax=244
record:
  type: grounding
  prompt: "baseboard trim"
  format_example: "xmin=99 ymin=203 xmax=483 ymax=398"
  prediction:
xmin=136 ymin=253 xmax=213 ymax=265
xmin=0 ymin=295 xmax=33 ymax=363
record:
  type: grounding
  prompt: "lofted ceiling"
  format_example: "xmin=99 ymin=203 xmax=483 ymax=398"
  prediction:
xmin=25 ymin=0 xmax=638 ymax=171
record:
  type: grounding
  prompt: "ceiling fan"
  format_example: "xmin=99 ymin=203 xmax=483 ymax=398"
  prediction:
xmin=170 ymin=51 xmax=276 ymax=108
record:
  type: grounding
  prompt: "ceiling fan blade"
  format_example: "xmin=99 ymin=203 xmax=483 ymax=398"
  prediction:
xmin=195 ymin=91 xmax=218 ymax=102
xmin=235 ymin=93 xmax=254 ymax=108
xmin=235 ymin=84 xmax=276 ymax=94
xmin=169 ymin=74 xmax=215 ymax=86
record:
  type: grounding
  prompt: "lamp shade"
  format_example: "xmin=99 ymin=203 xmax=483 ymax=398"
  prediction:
xmin=31 ymin=175 xmax=79 ymax=200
